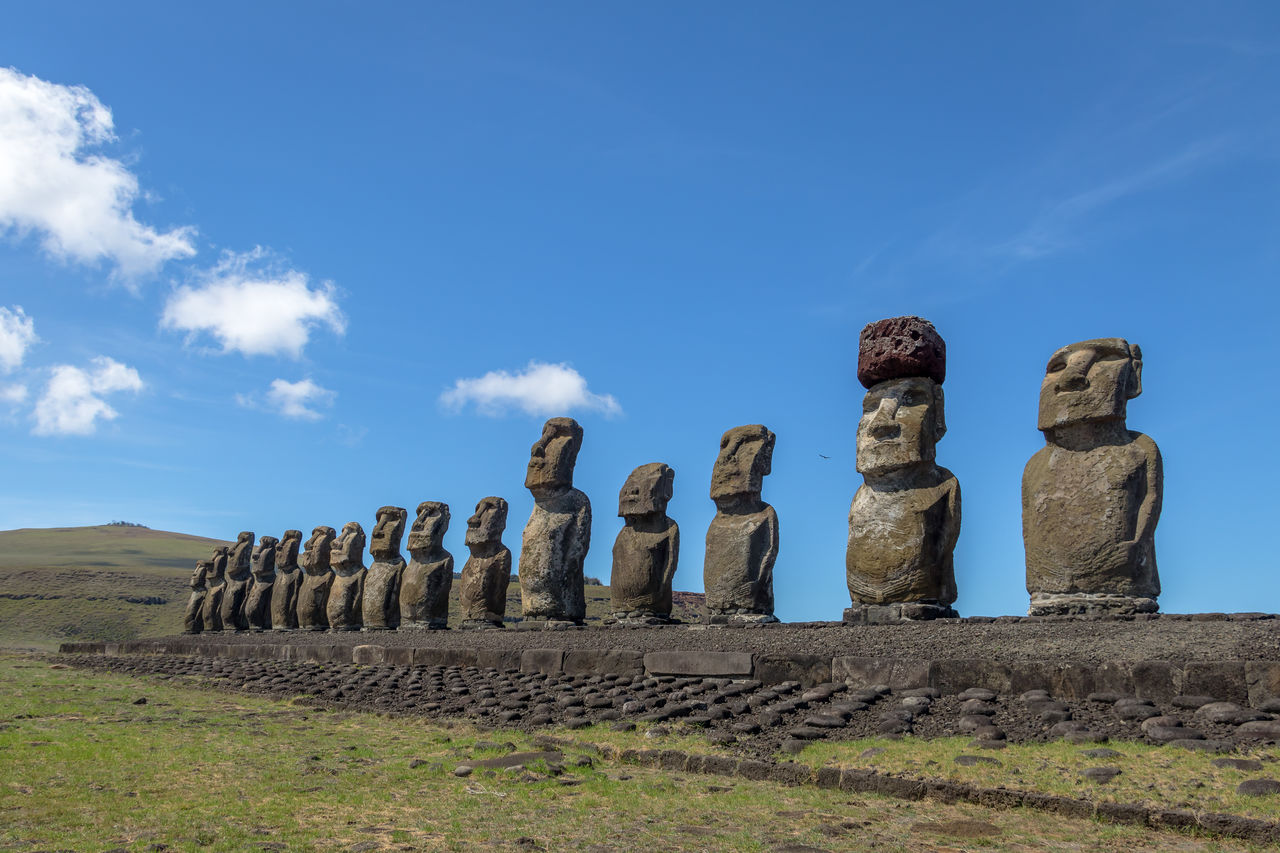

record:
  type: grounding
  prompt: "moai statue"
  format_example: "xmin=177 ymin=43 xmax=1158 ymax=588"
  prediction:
xmin=459 ymin=497 xmax=512 ymax=629
xmin=845 ymin=317 xmax=960 ymax=623
xmin=270 ymin=530 xmax=303 ymax=631
xmin=182 ymin=561 xmax=211 ymax=634
xmin=1024 ymin=338 xmax=1162 ymax=616
xmin=326 ymin=521 xmax=366 ymax=631
xmin=704 ymin=425 xmax=779 ymax=623
xmin=363 ymin=506 xmax=408 ymax=631
xmin=245 ymin=535 xmax=279 ymax=632
xmin=200 ymin=547 xmax=228 ymax=632
xmin=401 ymin=501 xmax=454 ymax=629
xmin=609 ymin=463 xmax=680 ymax=624
xmin=220 ymin=531 xmax=255 ymax=632
xmin=519 ymin=418 xmax=591 ymax=625
xmin=296 ymin=526 xmax=336 ymax=631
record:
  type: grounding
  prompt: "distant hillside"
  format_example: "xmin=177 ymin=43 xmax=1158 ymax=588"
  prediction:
xmin=0 ymin=525 xmax=705 ymax=650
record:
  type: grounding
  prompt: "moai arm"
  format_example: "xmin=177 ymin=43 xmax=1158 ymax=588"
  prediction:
xmin=1132 ymin=435 xmax=1162 ymax=548
xmin=761 ymin=505 xmax=779 ymax=584
xmin=661 ymin=522 xmax=680 ymax=590
xmin=941 ymin=474 xmax=962 ymax=565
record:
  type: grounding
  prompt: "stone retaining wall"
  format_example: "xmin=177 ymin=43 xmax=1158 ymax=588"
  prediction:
xmin=60 ymin=639 xmax=1280 ymax=708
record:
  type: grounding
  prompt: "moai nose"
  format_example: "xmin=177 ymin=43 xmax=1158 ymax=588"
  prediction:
xmin=868 ymin=398 xmax=900 ymax=438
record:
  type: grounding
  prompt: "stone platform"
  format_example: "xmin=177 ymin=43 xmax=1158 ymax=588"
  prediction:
xmin=61 ymin=613 xmax=1280 ymax=706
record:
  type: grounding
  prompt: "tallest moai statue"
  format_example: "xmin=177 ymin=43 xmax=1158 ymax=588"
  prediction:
xmin=845 ymin=316 xmax=960 ymax=623
xmin=519 ymin=417 xmax=591 ymax=625
xmin=1023 ymin=338 xmax=1162 ymax=616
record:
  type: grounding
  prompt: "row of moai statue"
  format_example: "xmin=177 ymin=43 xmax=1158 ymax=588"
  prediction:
xmin=182 ymin=315 xmax=1162 ymax=630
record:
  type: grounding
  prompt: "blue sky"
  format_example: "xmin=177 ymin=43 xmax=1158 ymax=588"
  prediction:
xmin=1 ymin=2 xmax=1278 ymax=619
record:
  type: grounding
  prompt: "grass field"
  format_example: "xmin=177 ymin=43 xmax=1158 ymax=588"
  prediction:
xmin=3 ymin=654 xmax=1268 ymax=852
xmin=0 ymin=526 xmax=704 ymax=650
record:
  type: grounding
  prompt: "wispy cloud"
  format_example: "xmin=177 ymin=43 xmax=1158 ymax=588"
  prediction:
xmin=238 ymin=377 xmax=335 ymax=421
xmin=0 ymin=306 xmax=37 ymax=372
xmin=441 ymin=361 xmax=621 ymax=417
xmin=0 ymin=67 xmax=196 ymax=281
xmin=33 ymin=356 xmax=143 ymax=436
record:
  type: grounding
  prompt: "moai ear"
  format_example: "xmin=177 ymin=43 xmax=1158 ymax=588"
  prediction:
xmin=1128 ymin=344 xmax=1144 ymax=399
xmin=660 ymin=466 xmax=675 ymax=502
xmin=932 ymin=384 xmax=947 ymax=441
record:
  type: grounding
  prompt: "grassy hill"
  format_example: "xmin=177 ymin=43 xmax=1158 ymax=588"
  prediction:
xmin=0 ymin=525 xmax=704 ymax=650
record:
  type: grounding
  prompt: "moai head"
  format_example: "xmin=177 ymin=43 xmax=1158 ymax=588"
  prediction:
xmin=275 ymin=530 xmax=302 ymax=570
xmin=208 ymin=546 xmax=228 ymax=583
xmin=855 ymin=317 xmax=947 ymax=477
xmin=369 ymin=506 xmax=408 ymax=561
xmin=192 ymin=560 xmax=212 ymax=590
xmin=229 ymin=531 xmax=254 ymax=570
xmin=301 ymin=526 xmax=336 ymax=576
xmin=252 ymin=536 xmax=278 ymax=579
xmin=407 ymin=501 xmax=450 ymax=556
xmin=525 ymin=417 xmax=583 ymax=498
xmin=331 ymin=522 xmax=366 ymax=570
xmin=465 ymin=496 xmax=508 ymax=549
xmin=619 ymin=463 xmax=675 ymax=520
xmin=710 ymin=425 xmax=775 ymax=507
xmin=1037 ymin=338 xmax=1142 ymax=432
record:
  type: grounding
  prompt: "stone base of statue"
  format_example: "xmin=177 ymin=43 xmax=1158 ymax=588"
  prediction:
xmin=273 ymin=627 xmax=297 ymax=633
xmin=605 ymin=611 xmax=677 ymax=626
xmin=843 ymin=602 xmax=959 ymax=624
xmin=328 ymin=625 xmax=361 ymax=633
xmin=459 ymin=618 xmax=504 ymax=630
xmin=361 ymin=625 xmax=394 ymax=632
xmin=1028 ymin=592 xmax=1158 ymax=617
xmin=708 ymin=609 xmax=778 ymax=626
xmin=517 ymin=619 xmax=585 ymax=630
xmin=401 ymin=619 xmax=448 ymax=630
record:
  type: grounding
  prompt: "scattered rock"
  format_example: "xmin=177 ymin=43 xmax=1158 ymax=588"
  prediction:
xmin=1237 ymin=778 xmax=1280 ymax=796
xmin=1082 ymin=766 xmax=1122 ymax=783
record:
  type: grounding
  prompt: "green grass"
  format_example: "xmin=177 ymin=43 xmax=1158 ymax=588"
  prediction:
xmin=3 ymin=654 xmax=1265 ymax=852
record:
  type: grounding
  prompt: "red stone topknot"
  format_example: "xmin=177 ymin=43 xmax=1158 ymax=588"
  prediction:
xmin=857 ymin=316 xmax=946 ymax=389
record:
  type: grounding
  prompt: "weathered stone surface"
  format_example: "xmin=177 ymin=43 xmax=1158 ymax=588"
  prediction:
xmin=610 ymin=463 xmax=679 ymax=622
xmin=363 ymin=506 xmax=407 ymax=630
xmin=520 ymin=648 xmax=565 ymax=675
xmin=182 ymin=560 xmax=210 ymax=634
xmin=296 ymin=526 xmax=335 ymax=631
xmin=245 ymin=535 xmax=279 ymax=632
xmin=459 ymin=497 xmax=512 ymax=628
xmin=325 ymin=522 xmax=366 ymax=632
xmin=1246 ymin=661 xmax=1280 ymax=709
xmin=401 ymin=501 xmax=453 ymax=629
xmin=520 ymin=418 xmax=591 ymax=623
xmin=832 ymin=657 xmax=929 ymax=691
xmin=1024 ymin=338 xmax=1162 ymax=615
xmin=754 ymin=653 xmax=831 ymax=688
xmin=704 ymin=425 xmax=778 ymax=620
xmin=200 ymin=547 xmax=228 ymax=632
xmin=1183 ymin=661 xmax=1247 ymax=705
xmin=220 ymin=532 xmax=254 ymax=632
xmin=562 ymin=649 xmax=645 ymax=677
xmin=848 ymin=320 xmax=959 ymax=615
xmin=643 ymin=651 xmax=753 ymax=678
xmin=270 ymin=530 xmax=303 ymax=630
xmin=857 ymin=316 xmax=946 ymax=389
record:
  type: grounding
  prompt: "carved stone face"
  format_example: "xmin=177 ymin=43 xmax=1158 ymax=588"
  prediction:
xmin=252 ymin=536 xmax=279 ymax=577
xmin=619 ymin=463 xmax=674 ymax=518
xmin=709 ymin=425 xmax=774 ymax=502
xmin=856 ymin=377 xmax=945 ymax=476
xmin=193 ymin=560 xmax=212 ymax=588
xmin=1037 ymin=338 xmax=1142 ymax=431
xmin=332 ymin=522 xmax=366 ymax=568
xmin=208 ymin=548 xmax=228 ymax=583
xmin=370 ymin=506 xmax=408 ymax=560
xmin=230 ymin=531 xmax=254 ymax=567
xmin=525 ymin=417 xmax=583 ymax=496
xmin=407 ymin=501 xmax=450 ymax=553
xmin=301 ymin=526 xmax=336 ymax=575
xmin=275 ymin=530 xmax=302 ymax=569
xmin=465 ymin=497 xmax=508 ymax=547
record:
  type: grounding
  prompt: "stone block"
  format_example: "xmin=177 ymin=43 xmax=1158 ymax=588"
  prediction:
xmin=831 ymin=657 xmax=928 ymax=690
xmin=1050 ymin=662 xmax=1097 ymax=700
xmin=103 ymin=643 xmax=122 ymax=656
xmin=476 ymin=649 xmax=522 ymax=672
xmin=735 ymin=759 xmax=772 ymax=781
xmin=564 ymin=649 xmax=644 ymax=677
xmin=702 ymin=755 xmax=739 ymax=776
xmin=643 ymin=651 xmax=753 ymax=678
xmin=296 ymin=645 xmax=349 ymax=664
xmin=352 ymin=645 xmax=386 ymax=665
xmin=1131 ymin=660 xmax=1182 ymax=702
xmin=413 ymin=648 xmax=479 ymax=668
xmin=521 ymin=648 xmax=565 ymax=676
xmin=927 ymin=659 xmax=1012 ymax=695
xmin=1095 ymin=801 xmax=1150 ymax=826
xmin=872 ymin=774 xmax=925 ymax=800
xmin=1182 ymin=661 xmax=1247 ymax=705
xmin=383 ymin=647 xmax=414 ymax=667
xmin=753 ymin=654 xmax=831 ymax=688
xmin=1094 ymin=661 xmax=1136 ymax=694
xmin=1007 ymin=661 xmax=1057 ymax=694
xmin=1245 ymin=661 xmax=1280 ymax=708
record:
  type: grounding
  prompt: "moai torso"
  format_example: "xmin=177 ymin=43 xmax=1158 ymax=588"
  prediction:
xmin=703 ymin=425 xmax=778 ymax=619
xmin=518 ymin=418 xmax=591 ymax=623
xmin=326 ymin=522 xmax=366 ymax=631
xmin=245 ymin=535 xmax=279 ymax=632
xmin=363 ymin=506 xmax=407 ymax=630
xmin=401 ymin=502 xmax=454 ymax=629
xmin=845 ymin=318 xmax=959 ymax=619
xmin=296 ymin=526 xmax=335 ymax=631
xmin=221 ymin=531 xmax=254 ymax=631
xmin=459 ymin=497 xmax=511 ymax=626
xmin=611 ymin=464 xmax=680 ymax=620
xmin=183 ymin=561 xmax=210 ymax=634
xmin=201 ymin=548 xmax=228 ymax=632
xmin=1023 ymin=339 xmax=1162 ymax=613
xmin=270 ymin=530 xmax=303 ymax=630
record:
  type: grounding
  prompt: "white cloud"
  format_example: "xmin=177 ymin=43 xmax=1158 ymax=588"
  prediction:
xmin=0 ymin=67 xmax=196 ymax=280
xmin=0 ymin=306 xmax=37 ymax=372
xmin=162 ymin=248 xmax=345 ymax=358
xmin=33 ymin=356 xmax=143 ymax=436
xmin=440 ymin=361 xmax=621 ymax=417
xmin=239 ymin=377 xmax=335 ymax=420
xmin=0 ymin=383 xmax=26 ymax=404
